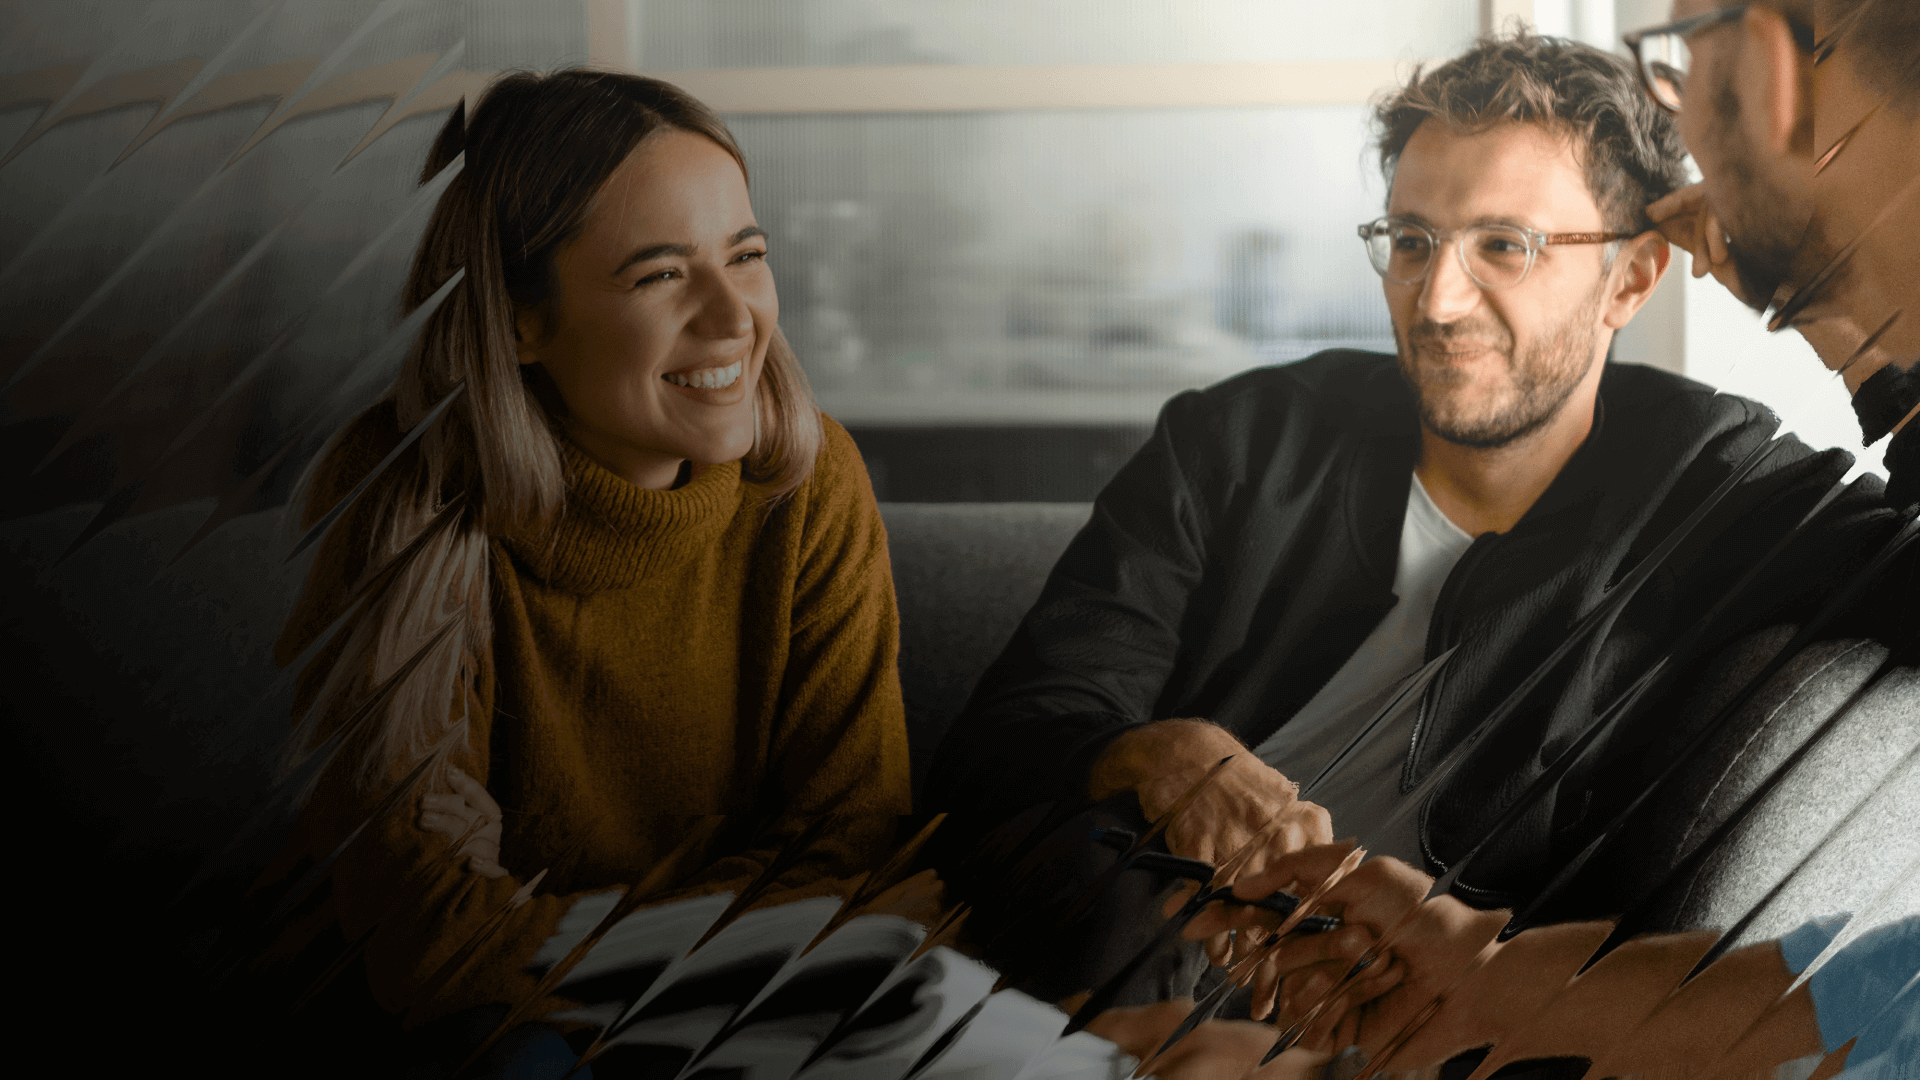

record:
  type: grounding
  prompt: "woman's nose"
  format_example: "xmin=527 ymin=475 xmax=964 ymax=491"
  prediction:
xmin=689 ymin=269 xmax=755 ymax=340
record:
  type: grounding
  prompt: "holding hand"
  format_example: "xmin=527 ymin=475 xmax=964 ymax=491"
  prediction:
xmin=1089 ymin=720 xmax=1334 ymax=967
xmin=1647 ymin=182 xmax=1762 ymax=309
xmin=1186 ymin=845 xmax=1511 ymax=1067
xmin=418 ymin=764 xmax=508 ymax=878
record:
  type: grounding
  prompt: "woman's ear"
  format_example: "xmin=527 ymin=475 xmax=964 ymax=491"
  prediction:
xmin=520 ymin=360 xmax=571 ymax=420
xmin=514 ymin=306 xmax=545 ymax=366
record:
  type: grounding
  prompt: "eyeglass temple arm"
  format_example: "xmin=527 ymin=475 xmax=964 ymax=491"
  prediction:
xmin=1544 ymin=231 xmax=1637 ymax=245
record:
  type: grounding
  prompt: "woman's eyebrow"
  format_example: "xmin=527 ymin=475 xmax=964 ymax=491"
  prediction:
xmin=614 ymin=242 xmax=693 ymax=276
xmin=612 ymin=227 xmax=767 ymax=276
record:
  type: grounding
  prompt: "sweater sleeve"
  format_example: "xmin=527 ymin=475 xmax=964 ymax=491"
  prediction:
xmin=921 ymin=390 xmax=1215 ymax=828
xmin=263 ymin=410 xmax=632 ymax=1031
xmin=665 ymin=416 xmax=913 ymax=906
xmin=289 ymin=681 xmax=608 ymax=1031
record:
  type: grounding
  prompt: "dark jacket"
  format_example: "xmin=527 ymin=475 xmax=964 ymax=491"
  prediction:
xmin=924 ymin=349 xmax=1904 ymax=912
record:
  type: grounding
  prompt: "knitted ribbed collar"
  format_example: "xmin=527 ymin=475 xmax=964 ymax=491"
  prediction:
xmin=504 ymin=440 xmax=743 ymax=592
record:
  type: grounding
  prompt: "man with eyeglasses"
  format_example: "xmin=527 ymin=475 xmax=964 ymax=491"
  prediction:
xmin=924 ymin=29 xmax=1903 ymax=1018
xmin=1635 ymin=0 xmax=1919 ymax=502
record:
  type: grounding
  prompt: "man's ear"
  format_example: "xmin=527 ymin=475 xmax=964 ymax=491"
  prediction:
xmin=1740 ymin=4 xmax=1815 ymax=158
xmin=1602 ymin=231 xmax=1671 ymax=331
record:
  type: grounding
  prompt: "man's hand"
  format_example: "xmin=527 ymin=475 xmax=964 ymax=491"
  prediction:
xmin=1082 ymin=1001 xmax=1333 ymax=1080
xmin=1648 ymin=182 xmax=1761 ymax=308
xmin=418 ymin=764 xmax=508 ymax=878
xmin=1087 ymin=720 xmax=1333 ymax=962
xmin=1185 ymin=846 xmax=1514 ymax=1067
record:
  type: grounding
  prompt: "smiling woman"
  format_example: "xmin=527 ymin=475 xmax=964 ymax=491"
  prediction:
xmin=251 ymin=70 xmax=910 ymax=1077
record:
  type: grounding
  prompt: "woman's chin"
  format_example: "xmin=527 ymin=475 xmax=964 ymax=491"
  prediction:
xmin=682 ymin=431 xmax=757 ymax=468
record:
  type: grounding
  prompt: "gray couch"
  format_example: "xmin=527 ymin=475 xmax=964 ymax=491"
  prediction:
xmin=879 ymin=502 xmax=1093 ymax=798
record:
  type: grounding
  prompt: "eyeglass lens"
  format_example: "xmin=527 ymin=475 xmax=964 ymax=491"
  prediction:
xmin=1363 ymin=221 xmax=1537 ymax=289
xmin=1637 ymin=32 xmax=1688 ymax=111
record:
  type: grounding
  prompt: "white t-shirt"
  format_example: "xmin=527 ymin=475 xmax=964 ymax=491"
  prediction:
xmin=1252 ymin=472 xmax=1475 ymax=865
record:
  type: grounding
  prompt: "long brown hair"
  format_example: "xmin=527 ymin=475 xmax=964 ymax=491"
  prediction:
xmin=284 ymin=70 xmax=821 ymax=792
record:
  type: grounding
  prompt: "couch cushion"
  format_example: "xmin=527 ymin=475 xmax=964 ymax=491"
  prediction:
xmin=878 ymin=502 xmax=1092 ymax=800
xmin=1606 ymin=626 xmax=1920 ymax=946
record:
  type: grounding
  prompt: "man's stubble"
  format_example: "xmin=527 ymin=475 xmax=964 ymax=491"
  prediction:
xmin=1709 ymin=77 xmax=1812 ymax=310
xmin=1394 ymin=282 xmax=1607 ymax=450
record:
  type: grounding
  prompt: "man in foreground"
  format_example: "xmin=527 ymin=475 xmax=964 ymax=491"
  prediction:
xmin=1646 ymin=0 xmax=1918 ymax=500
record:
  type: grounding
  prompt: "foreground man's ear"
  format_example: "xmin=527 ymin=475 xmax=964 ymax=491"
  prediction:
xmin=1602 ymin=232 xmax=1672 ymax=331
xmin=1738 ymin=3 xmax=1816 ymax=160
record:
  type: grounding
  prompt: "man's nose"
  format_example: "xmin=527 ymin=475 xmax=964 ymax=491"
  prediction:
xmin=1416 ymin=241 xmax=1483 ymax=325
xmin=689 ymin=268 xmax=755 ymax=340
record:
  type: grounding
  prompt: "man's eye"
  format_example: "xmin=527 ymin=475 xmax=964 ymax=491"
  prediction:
xmin=733 ymin=249 xmax=767 ymax=264
xmin=1392 ymin=236 xmax=1430 ymax=253
xmin=1481 ymin=237 xmax=1527 ymax=255
xmin=635 ymin=268 xmax=680 ymax=287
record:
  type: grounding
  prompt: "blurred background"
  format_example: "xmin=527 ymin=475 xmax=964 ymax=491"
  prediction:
xmin=1 ymin=0 xmax=1876 ymax=517
xmin=0 ymin=0 xmax=1886 ymax=1036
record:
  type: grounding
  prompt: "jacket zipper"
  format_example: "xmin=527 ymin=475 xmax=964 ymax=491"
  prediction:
xmin=1406 ymin=531 xmax=1502 ymax=871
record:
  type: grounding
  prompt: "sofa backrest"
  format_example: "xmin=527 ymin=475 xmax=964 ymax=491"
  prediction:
xmin=1604 ymin=626 xmax=1920 ymax=945
xmin=877 ymin=502 xmax=1092 ymax=800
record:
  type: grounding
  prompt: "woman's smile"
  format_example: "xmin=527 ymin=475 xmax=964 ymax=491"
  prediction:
xmin=662 ymin=357 xmax=745 ymax=391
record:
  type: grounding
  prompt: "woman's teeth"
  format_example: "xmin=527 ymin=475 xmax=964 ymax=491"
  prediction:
xmin=664 ymin=360 xmax=742 ymax=390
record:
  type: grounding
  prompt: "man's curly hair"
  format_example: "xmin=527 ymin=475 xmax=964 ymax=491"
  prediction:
xmin=1372 ymin=30 xmax=1690 ymax=234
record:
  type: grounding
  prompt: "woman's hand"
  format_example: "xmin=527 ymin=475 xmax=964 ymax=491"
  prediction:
xmin=418 ymin=765 xmax=508 ymax=878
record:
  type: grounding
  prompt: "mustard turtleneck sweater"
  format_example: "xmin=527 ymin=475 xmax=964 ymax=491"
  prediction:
xmin=264 ymin=403 xmax=911 ymax=1030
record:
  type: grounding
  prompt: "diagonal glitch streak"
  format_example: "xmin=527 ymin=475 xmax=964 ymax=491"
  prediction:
xmin=44 ymin=271 xmax=466 ymax=569
xmin=285 ymin=376 xmax=469 ymax=564
xmin=1507 ymin=509 xmax=1920 ymax=942
xmin=562 ymin=814 xmax=855 ymax=1074
xmin=447 ymin=819 xmax=728 ymax=1080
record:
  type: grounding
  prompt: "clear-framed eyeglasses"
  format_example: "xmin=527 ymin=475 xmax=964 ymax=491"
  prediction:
xmin=1358 ymin=216 xmax=1633 ymax=291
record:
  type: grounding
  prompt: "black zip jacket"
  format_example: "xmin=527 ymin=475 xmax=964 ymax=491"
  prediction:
xmin=923 ymin=349 xmax=1906 ymax=912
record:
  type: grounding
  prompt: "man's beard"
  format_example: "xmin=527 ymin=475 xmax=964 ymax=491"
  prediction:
xmin=1711 ymin=78 xmax=1809 ymax=311
xmin=1394 ymin=286 xmax=1603 ymax=450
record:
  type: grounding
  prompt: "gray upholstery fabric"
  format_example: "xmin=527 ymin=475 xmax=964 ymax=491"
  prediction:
xmin=1617 ymin=626 xmax=1920 ymax=948
xmin=878 ymin=502 xmax=1093 ymax=800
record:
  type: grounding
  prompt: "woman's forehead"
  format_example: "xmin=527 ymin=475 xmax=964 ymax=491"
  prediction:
xmin=580 ymin=131 xmax=754 ymax=249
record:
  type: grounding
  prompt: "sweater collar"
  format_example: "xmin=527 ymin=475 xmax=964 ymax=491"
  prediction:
xmin=504 ymin=440 xmax=743 ymax=591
